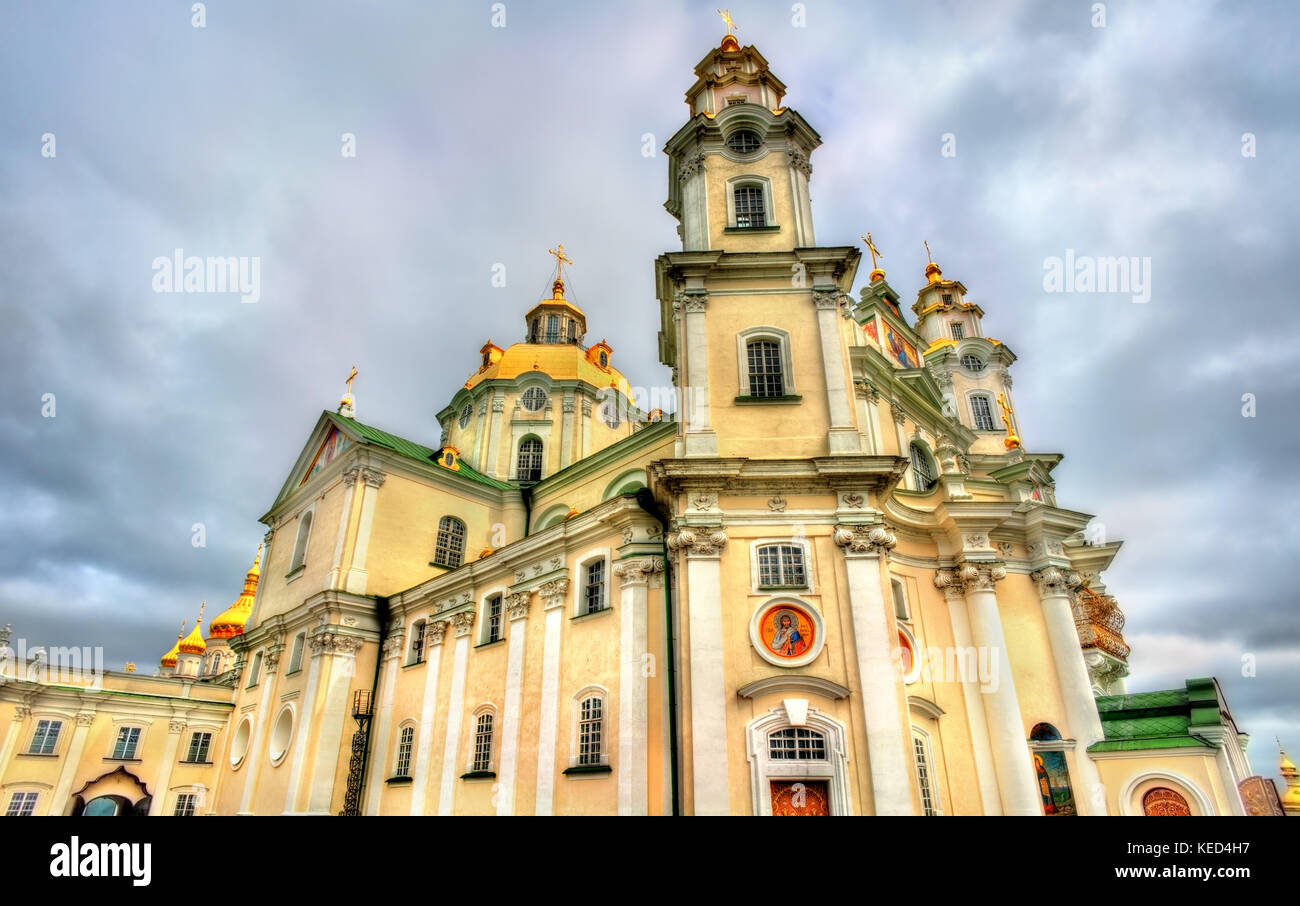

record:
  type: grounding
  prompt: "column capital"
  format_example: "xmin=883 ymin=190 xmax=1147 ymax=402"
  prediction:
xmin=812 ymin=289 xmax=843 ymax=311
xmin=890 ymin=404 xmax=907 ymax=426
xmin=381 ymin=632 xmax=406 ymax=663
xmin=613 ymin=557 xmax=665 ymax=587
xmin=75 ymin=711 xmax=96 ymax=727
xmin=448 ymin=610 xmax=476 ymax=637
xmin=673 ymin=288 xmax=709 ymax=314
xmin=666 ymin=526 xmax=727 ymax=558
xmin=935 ymin=562 xmax=1007 ymax=595
xmin=539 ymin=578 xmax=570 ymax=610
xmin=308 ymin=632 xmax=361 ymax=657
xmin=426 ymin=620 xmax=449 ymax=647
xmin=12 ymin=706 xmax=31 ymax=722
xmin=343 ymin=466 xmax=361 ymax=487
xmin=1031 ymin=566 xmax=1082 ymax=600
xmin=506 ymin=591 xmax=532 ymax=622
xmin=360 ymin=467 xmax=387 ymax=489
xmin=168 ymin=718 xmax=188 ymax=735
xmin=833 ymin=523 xmax=896 ymax=557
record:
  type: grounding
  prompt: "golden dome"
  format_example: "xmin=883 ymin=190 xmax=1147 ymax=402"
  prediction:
xmin=463 ymin=341 xmax=634 ymax=399
xmin=179 ymin=604 xmax=207 ymax=655
xmin=925 ymin=261 xmax=943 ymax=284
xmin=209 ymin=544 xmax=262 ymax=640
xmin=160 ymin=622 xmax=185 ymax=669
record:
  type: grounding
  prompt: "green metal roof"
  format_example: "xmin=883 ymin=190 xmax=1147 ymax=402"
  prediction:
xmin=326 ymin=412 xmax=516 ymax=491
xmin=1088 ymin=679 xmax=1222 ymax=753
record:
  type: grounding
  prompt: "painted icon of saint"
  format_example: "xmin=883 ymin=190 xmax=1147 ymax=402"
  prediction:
xmin=770 ymin=612 xmax=804 ymax=657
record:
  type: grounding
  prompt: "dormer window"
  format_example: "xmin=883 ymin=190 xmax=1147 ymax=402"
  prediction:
xmin=599 ymin=350 xmax=608 ymax=368
xmin=726 ymin=129 xmax=762 ymax=154
xmin=481 ymin=351 xmax=491 ymax=368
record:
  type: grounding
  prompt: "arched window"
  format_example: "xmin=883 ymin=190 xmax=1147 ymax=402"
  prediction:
xmin=970 ymin=394 xmax=996 ymax=430
xmin=1142 ymin=787 xmax=1192 ymax=816
xmin=567 ymin=319 xmax=577 ymax=342
xmin=408 ymin=620 xmax=427 ymax=665
xmin=756 ymin=543 xmax=806 ymax=588
xmin=517 ymin=437 xmax=543 ymax=481
xmin=598 ymin=350 xmax=608 ymax=368
xmin=734 ymin=184 xmax=767 ymax=228
xmin=746 ymin=340 xmax=785 ymax=397
xmin=530 ymin=317 xmax=541 ymax=343
xmin=545 ymin=314 xmax=560 ymax=343
xmin=458 ymin=402 xmax=473 ymax=428
xmin=577 ymin=696 xmax=604 ymax=766
xmin=960 ymin=354 xmax=986 ymax=372
xmin=434 ymin=517 xmax=466 ymax=568
xmin=891 ymin=577 xmax=910 ymax=620
xmin=472 ymin=712 xmax=495 ymax=773
xmin=481 ymin=350 xmax=491 ymax=368
xmin=393 ymin=725 xmax=414 ymax=778
xmin=910 ymin=443 xmax=937 ymax=491
xmin=520 ymin=387 xmax=547 ymax=412
xmin=726 ymin=129 xmax=762 ymax=154
xmin=1030 ymin=723 xmax=1077 ymax=816
xmin=912 ymin=728 xmax=940 ymax=816
xmin=288 ymin=632 xmax=306 ymax=674
xmin=290 ymin=511 xmax=313 ymax=572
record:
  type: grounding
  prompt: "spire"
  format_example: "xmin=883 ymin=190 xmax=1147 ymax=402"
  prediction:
xmin=924 ymin=240 xmax=943 ymax=284
xmin=179 ymin=603 xmax=207 ymax=655
xmin=338 ymin=365 xmax=358 ymax=419
xmin=717 ymin=8 xmax=740 ymax=51
xmin=547 ymin=244 xmax=574 ymax=300
xmin=997 ymin=392 xmax=1022 ymax=450
xmin=210 ymin=544 xmax=264 ymax=640
xmin=861 ymin=233 xmax=885 ymax=283
xmin=160 ymin=620 xmax=185 ymax=669
xmin=1280 ymin=739 xmax=1300 ymax=814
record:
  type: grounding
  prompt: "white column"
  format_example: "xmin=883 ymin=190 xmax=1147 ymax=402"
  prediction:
xmin=833 ymin=524 xmax=913 ymax=815
xmin=305 ymin=634 xmax=361 ymax=813
xmin=437 ymin=611 xmax=475 ymax=815
xmin=937 ymin=583 xmax=1002 ymax=814
xmin=485 ymin=395 xmax=505 ymax=479
xmin=1032 ymin=567 xmax=1107 ymax=815
xmin=891 ymin=405 xmax=907 ymax=457
xmin=667 ymin=526 xmax=730 ymax=814
xmin=855 ymin=386 xmax=879 ymax=454
xmin=940 ymin=564 xmax=1040 ymax=815
xmin=48 ymin=711 xmax=95 ymax=815
xmin=788 ymin=153 xmax=815 ymax=247
xmin=677 ymin=291 xmax=717 ymax=457
xmin=344 ymin=467 xmax=386 ymax=594
xmin=364 ymin=626 xmax=404 ymax=815
xmin=560 ymin=396 xmax=575 ymax=468
xmin=615 ymin=558 xmax=660 ymax=815
xmin=0 ymin=707 xmax=30 ymax=785
xmin=814 ymin=291 xmax=860 ymax=454
xmin=680 ymin=156 xmax=708 ymax=250
xmin=146 ymin=719 xmax=187 ymax=816
xmin=326 ymin=468 xmax=359 ymax=589
xmin=283 ymin=643 xmax=323 ymax=813
xmin=534 ymin=579 xmax=570 ymax=815
xmin=495 ymin=592 xmax=532 ymax=815
xmin=237 ymin=645 xmax=282 ymax=814
xmin=409 ymin=619 xmax=447 ymax=815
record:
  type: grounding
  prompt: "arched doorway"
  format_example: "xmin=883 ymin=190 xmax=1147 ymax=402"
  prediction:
xmin=69 ymin=766 xmax=151 ymax=816
xmin=1142 ymin=787 xmax=1192 ymax=816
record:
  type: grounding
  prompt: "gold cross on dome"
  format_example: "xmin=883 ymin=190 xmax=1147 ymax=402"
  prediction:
xmin=717 ymin=9 xmax=737 ymax=35
xmin=344 ymin=365 xmax=358 ymax=396
xmin=548 ymin=244 xmax=573 ymax=282
xmin=861 ymin=233 xmax=883 ymax=270
xmin=924 ymin=239 xmax=933 ymax=262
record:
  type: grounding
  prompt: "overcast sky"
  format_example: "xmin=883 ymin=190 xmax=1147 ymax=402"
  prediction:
xmin=2 ymin=1 xmax=1296 ymax=793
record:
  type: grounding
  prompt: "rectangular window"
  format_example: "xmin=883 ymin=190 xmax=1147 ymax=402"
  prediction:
xmin=472 ymin=713 xmax=494 ymax=772
xmin=949 ymin=322 xmax=964 ymax=340
xmin=971 ymin=395 xmax=996 ymax=431
xmin=112 ymin=726 xmax=141 ymax=760
xmin=395 ymin=726 xmax=414 ymax=777
xmin=246 ymin=652 xmax=263 ymax=688
xmin=185 ymin=732 xmax=212 ymax=764
xmin=892 ymin=580 xmax=910 ymax=621
xmin=410 ymin=621 xmax=426 ymax=664
xmin=768 ymin=728 xmax=827 ymax=760
xmin=914 ymin=735 xmax=938 ymax=816
xmin=288 ymin=633 xmax=305 ymax=674
xmin=757 ymin=544 xmax=807 ymax=588
xmin=174 ymin=793 xmax=198 ymax=817
xmin=6 ymin=792 xmax=38 ymax=816
xmin=584 ymin=561 xmax=606 ymax=614
xmin=746 ymin=340 xmax=785 ymax=397
xmin=28 ymin=719 xmax=62 ymax=755
xmin=486 ymin=595 xmax=502 ymax=643
xmin=734 ymin=185 xmax=767 ymax=228
xmin=578 ymin=697 xmax=603 ymax=766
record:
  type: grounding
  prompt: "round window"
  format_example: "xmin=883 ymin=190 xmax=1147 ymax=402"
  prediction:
xmin=960 ymin=354 xmax=986 ymax=372
xmin=230 ymin=717 xmax=252 ymax=768
xmin=458 ymin=402 xmax=472 ymax=428
xmin=269 ymin=707 xmax=294 ymax=765
xmin=726 ymin=129 xmax=762 ymax=154
xmin=521 ymin=387 xmax=547 ymax=412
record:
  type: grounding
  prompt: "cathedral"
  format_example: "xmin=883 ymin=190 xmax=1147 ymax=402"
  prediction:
xmin=0 ymin=30 xmax=1289 ymax=818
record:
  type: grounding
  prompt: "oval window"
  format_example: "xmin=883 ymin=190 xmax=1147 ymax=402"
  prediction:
xmin=726 ymin=130 xmax=762 ymax=154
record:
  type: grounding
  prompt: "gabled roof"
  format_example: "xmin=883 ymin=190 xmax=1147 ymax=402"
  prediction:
xmin=325 ymin=411 xmax=514 ymax=490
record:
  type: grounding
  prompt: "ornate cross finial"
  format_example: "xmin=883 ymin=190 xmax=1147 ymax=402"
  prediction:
xmin=924 ymin=239 xmax=933 ymax=262
xmin=547 ymin=244 xmax=573 ymax=283
xmin=344 ymin=365 xmax=358 ymax=396
xmin=997 ymin=392 xmax=1022 ymax=450
xmin=717 ymin=8 xmax=737 ymax=35
xmin=861 ymin=233 xmax=883 ymax=270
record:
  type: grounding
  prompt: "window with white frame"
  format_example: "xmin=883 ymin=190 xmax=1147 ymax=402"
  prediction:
xmin=394 ymin=725 xmax=414 ymax=777
xmin=521 ymin=387 xmax=547 ymax=412
xmin=471 ymin=712 xmax=495 ymax=773
xmin=174 ymin=793 xmax=198 ymax=817
xmin=28 ymin=719 xmax=61 ymax=755
xmin=246 ymin=651 xmax=264 ymax=688
xmin=516 ymin=437 xmax=543 ymax=481
xmin=6 ymin=792 xmax=38 ymax=816
xmin=582 ymin=560 xmax=607 ymax=615
xmin=111 ymin=726 xmax=142 ymax=760
xmin=960 ymin=354 xmax=986 ymax=373
xmin=747 ymin=340 xmax=785 ymax=397
xmin=970 ymin=394 xmax=996 ymax=431
xmin=949 ymin=322 xmax=964 ymax=340
xmin=289 ymin=510 xmax=312 ymax=572
xmin=913 ymin=729 xmax=941 ymax=816
xmin=910 ymin=443 xmax=937 ymax=491
xmin=185 ymin=731 xmax=212 ymax=763
xmin=288 ymin=632 xmax=306 ymax=674
xmin=484 ymin=594 xmax=503 ymax=643
xmin=577 ymin=696 xmax=604 ymax=766
xmin=757 ymin=543 xmax=807 ymax=588
xmin=768 ymin=727 xmax=827 ymax=760
xmin=434 ymin=516 xmax=466 ymax=568
xmin=734 ymin=184 xmax=767 ymax=228
xmin=409 ymin=620 xmax=427 ymax=665
xmin=891 ymin=577 xmax=910 ymax=620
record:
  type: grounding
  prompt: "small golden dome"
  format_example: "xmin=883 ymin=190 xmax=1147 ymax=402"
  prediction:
xmin=179 ymin=606 xmax=207 ymax=655
xmin=160 ymin=622 xmax=185 ymax=668
xmin=869 ymin=268 xmax=886 ymax=283
xmin=925 ymin=261 xmax=942 ymax=284
xmin=721 ymin=34 xmax=740 ymax=52
xmin=209 ymin=544 xmax=262 ymax=640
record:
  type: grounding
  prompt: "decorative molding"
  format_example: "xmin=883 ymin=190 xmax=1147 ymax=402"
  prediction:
xmin=448 ymin=611 xmax=476 ymax=637
xmin=1026 ymin=540 xmax=1066 ymax=560
xmin=342 ymin=467 xmax=361 ymax=487
xmin=506 ymin=592 xmax=532 ymax=621
xmin=812 ymin=290 xmax=841 ymax=311
xmin=492 ymin=397 xmax=505 ymax=413
xmin=168 ymin=719 xmax=188 ymax=734
xmin=361 ymin=467 xmax=387 ymax=489
xmin=1031 ymin=567 xmax=1082 ymax=598
xmin=75 ymin=711 xmax=95 ymax=727
xmin=426 ymin=620 xmax=448 ymax=647
xmin=934 ymin=562 xmax=1007 ymax=595
xmin=308 ymin=633 xmax=361 ymax=657
xmin=539 ymin=578 xmax=570 ymax=610
xmin=787 ymin=145 xmax=812 ymax=177
xmin=890 ymin=404 xmax=907 ymax=426
xmin=678 ymin=149 xmax=707 ymax=182
xmin=832 ymin=523 xmax=896 ymax=556
xmin=13 ymin=706 xmax=31 ymax=721
xmin=840 ymin=492 xmax=865 ymax=509
xmin=691 ymin=492 xmax=718 ymax=512
xmin=736 ymin=675 xmax=849 ymax=700
xmin=665 ymin=526 xmax=728 ymax=558
xmin=767 ymin=495 xmax=787 ymax=512
xmin=613 ymin=557 xmax=665 ymax=588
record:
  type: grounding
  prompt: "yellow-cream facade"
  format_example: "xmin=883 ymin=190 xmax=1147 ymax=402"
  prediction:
xmin=0 ymin=33 xmax=1285 ymax=818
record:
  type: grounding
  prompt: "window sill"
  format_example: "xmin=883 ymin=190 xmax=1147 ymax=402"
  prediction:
xmin=570 ymin=606 xmax=613 ymax=623
xmin=104 ymin=757 xmax=143 ymax=764
xmin=18 ymin=753 xmax=58 ymax=758
xmin=428 ymin=561 xmax=464 ymax=571
xmin=724 ymin=225 xmax=781 ymax=233
xmin=284 ymin=565 xmax=305 ymax=582
xmin=563 ymin=764 xmax=613 ymax=775
xmin=734 ymin=395 xmax=802 ymax=405
xmin=474 ymin=637 xmax=506 ymax=650
xmin=285 ymin=668 xmax=302 ymax=677
xmin=758 ymin=585 xmax=810 ymax=592
xmin=460 ymin=770 xmax=496 ymax=781
xmin=402 ymin=660 xmax=427 ymax=669
xmin=179 ymin=760 xmax=213 ymax=766
xmin=385 ymin=776 xmax=413 ymax=786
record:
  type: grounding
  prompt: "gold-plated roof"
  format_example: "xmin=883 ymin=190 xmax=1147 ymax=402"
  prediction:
xmin=179 ymin=603 xmax=207 ymax=655
xmin=209 ymin=544 xmax=262 ymax=640
xmin=464 ymin=341 xmax=633 ymax=397
xmin=160 ymin=621 xmax=185 ymax=668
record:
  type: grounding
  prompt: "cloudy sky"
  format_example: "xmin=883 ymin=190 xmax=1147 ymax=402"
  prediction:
xmin=2 ymin=1 xmax=1296 ymax=791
